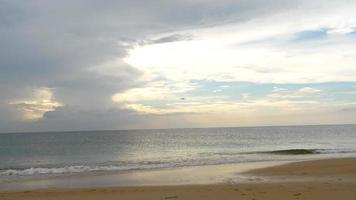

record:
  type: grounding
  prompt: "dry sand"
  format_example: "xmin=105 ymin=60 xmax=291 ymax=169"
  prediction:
xmin=1 ymin=157 xmax=356 ymax=200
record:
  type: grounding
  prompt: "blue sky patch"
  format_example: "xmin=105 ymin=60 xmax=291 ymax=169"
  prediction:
xmin=292 ymin=29 xmax=328 ymax=42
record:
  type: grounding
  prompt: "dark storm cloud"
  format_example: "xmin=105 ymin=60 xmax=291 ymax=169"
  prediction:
xmin=0 ymin=0 xmax=304 ymax=132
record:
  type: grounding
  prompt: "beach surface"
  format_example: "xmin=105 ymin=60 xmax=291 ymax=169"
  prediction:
xmin=1 ymin=157 xmax=356 ymax=200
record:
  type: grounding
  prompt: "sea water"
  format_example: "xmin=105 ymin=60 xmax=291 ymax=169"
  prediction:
xmin=1 ymin=124 xmax=356 ymax=179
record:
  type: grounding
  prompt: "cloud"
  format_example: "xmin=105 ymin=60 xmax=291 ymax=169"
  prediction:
xmin=297 ymin=87 xmax=321 ymax=95
xmin=112 ymin=84 xmax=323 ymax=116
xmin=112 ymin=81 xmax=196 ymax=104
xmin=268 ymin=87 xmax=321 ymax=99
xmin=327 ymin=27 xmax=356 ymax=35
xmin=24 ymin=106 xmax=143 ymax=132
xmin=1 ymin=0 xmax=356 ymax=131
xmin=148 ymin=34 xmax=193 ymax=44
xmin=125 ymin=1 xmax=356 ymax=84
xmin=9 ymin=88 xmax=62 ymax=120
xmin=241 ymin=93 xmax=250 ymax=100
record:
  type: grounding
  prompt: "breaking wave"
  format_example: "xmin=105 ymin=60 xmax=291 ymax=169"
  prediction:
xmin=266 ymin=149 xmax=320 ymax=155
xmin=0 ymin=165 xmax=126 ymax=176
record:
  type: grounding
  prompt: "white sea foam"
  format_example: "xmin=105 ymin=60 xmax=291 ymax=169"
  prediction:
xmin=0 ymin=165 xmax=125 ymax=176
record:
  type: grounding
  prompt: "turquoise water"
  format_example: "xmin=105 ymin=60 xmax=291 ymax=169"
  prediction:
xmin=1 ymin=124 xmax=356 ymax=178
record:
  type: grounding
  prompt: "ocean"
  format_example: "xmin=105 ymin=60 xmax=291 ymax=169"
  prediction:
xmin=1 ymin=124 xmax=356 ymax=180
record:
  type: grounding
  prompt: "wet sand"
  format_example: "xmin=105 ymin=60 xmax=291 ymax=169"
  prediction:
xmin=1 ymin=157 xmax=356 ymax=200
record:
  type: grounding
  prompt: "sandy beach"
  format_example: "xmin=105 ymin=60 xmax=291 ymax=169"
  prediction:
xmin=1 ymin=157 xmax=356 ymax=200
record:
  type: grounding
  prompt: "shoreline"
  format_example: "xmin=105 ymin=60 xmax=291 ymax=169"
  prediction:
xmin=0 ymin=160 xmax=291 ymax=191
xmin=1 ymin=157 xmax=356 ymax=199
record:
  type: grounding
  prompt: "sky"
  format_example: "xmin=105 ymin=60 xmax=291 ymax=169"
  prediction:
xmin=1 ymin=0 xmax=356 ymax=132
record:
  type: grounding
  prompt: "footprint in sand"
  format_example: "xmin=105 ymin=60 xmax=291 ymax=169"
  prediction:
xmin=293 ymin=193 xmax=302 ymax=196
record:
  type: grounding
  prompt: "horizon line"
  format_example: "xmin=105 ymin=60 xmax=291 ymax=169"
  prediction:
xmin=1 ymin=123 xmax=356 ymax=135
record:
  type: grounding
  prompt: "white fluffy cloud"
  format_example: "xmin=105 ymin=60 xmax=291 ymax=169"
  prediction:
xmin=124 ymin=1 xmax=356 ymax=84
xmin=113 ymin=0 xmax=356 ymax=123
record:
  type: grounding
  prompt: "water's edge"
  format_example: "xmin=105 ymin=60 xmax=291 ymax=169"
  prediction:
xmin=0 ymin=160 xmax=293 ymax=191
